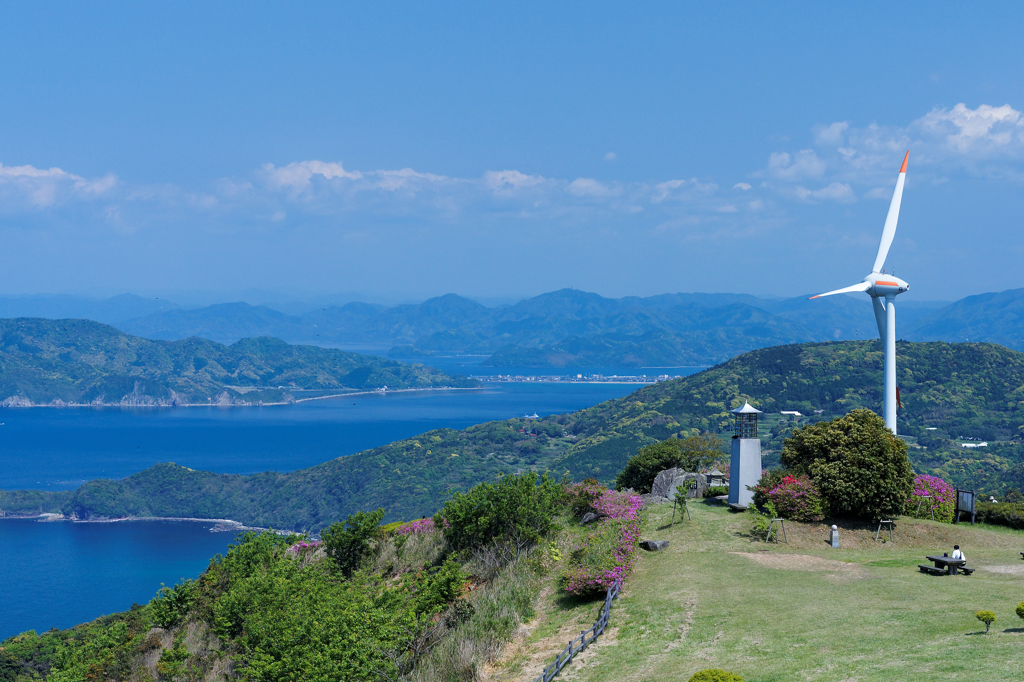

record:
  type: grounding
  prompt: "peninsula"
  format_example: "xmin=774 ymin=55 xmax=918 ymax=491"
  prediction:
xmin=0 ymin=318 xmax=476 ymax=407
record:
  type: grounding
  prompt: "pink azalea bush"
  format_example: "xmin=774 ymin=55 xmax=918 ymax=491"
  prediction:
xmin=763 ymin=475 xmax=825 ymax=522
xmin=562 ymin=485 xmax=643 ymax=595
xmin=908 ymin=474 xmax=955 ymax=523
xmin=396 ymin=517 xmax=437 ymax=535
xmin=286 ymin=539 xmax=321 ymax=555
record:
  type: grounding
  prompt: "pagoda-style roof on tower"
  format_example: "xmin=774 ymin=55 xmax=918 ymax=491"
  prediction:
xmin=731 ymin=401 xmax=762 ymax=414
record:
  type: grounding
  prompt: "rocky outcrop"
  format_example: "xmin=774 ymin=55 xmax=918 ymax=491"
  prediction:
xmin=1 ymin=395 xmax=33 ymax=407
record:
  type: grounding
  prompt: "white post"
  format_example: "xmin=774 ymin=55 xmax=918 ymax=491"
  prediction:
xmin=884 ymin=295 xmax=897 ymax=435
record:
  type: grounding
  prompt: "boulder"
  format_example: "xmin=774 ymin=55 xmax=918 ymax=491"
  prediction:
xmin=640 ymin=540 xmax=670 ymax=552
xmin=639 ymin=493 xmax=671 ymax=507
xmin=580 ymin=512 xmax=601 ymax=525
xmin=652 ymin=469 xmax=708 ymax=500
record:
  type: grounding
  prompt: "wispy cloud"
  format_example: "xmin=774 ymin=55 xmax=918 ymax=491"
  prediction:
xmin=0 ymin=162 xmax=116 ymax=209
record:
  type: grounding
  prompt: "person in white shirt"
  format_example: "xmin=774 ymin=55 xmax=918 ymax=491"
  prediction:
xmin=951 ymin=545 xmax=965 ymax=561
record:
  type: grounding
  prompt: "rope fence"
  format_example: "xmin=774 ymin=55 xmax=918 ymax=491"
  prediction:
xmin=531 ymin=580 xmax=621 ymax=682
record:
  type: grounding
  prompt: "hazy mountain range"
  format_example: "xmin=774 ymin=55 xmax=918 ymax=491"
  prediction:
xmin=0 ymin=287 xmax=1021 ymax=366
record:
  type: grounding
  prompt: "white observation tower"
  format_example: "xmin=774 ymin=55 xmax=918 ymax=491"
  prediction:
xmin=728 ymin=402 xmax=762 ymax=509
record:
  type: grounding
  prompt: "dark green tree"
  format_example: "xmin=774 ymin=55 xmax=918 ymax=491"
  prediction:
xmin=614 ymin=433 xmax=723 ymax=493
xmin=781 ymin=409 xmax=913 ymax=519
xmin=322 ymin=508 xmax=386 ymax=577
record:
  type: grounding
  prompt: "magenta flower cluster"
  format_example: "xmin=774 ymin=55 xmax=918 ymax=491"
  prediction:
xmin=907 ymin=474 xmax=955 ymax=523
xmin=286 ymin=540 xmax=321 ymax=555
xmin=763 ymin=475 xmax=825 ymax=522
xmin=562 ymin=485 xmax=643 ymax=595
xmin=396 ymin=517 xmax=437 ymax=535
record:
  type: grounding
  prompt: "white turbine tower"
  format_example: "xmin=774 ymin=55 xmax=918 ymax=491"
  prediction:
xmin=809 ymin=151 xmax=910 ymax=435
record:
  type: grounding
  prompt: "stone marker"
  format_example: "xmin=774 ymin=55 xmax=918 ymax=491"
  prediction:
xmin=830 ymin=524 xmax=839 ymax=548
xmin=652 ymin=468 xmax=707 ymax=500
xmin=640 ymin=540 xmax=670 ymax=551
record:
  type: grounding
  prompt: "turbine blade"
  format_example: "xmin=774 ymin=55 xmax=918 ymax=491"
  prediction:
xmin=872 ymin=296 xmax=886 ymax=341
xmin=808 ymin=281 xmax=871 ymax=299
xmin=871 ymin=151 xmax=909 ymax=273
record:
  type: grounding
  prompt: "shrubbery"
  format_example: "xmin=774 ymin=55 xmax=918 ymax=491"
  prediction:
xmin=758 ymin=474 xmax=824 ymax=522
xmin=615 ymin=434 xmax=723 ymax=493
xmin=781 ymin=409 xmax=913 ymax=519
xmin=437 ymin=472 xmax=565 ymax=552
xmin=562 ymin=485 xmax=643 ymax=594
xmin=322 ymin=508 xmax=386 ymax=577
xmin=975 ymin=501 xmax=1024 ymax=529
xmin=907 ymin=474 xmax=954 ymax=523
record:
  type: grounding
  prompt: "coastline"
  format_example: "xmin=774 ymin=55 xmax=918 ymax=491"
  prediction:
xmin=1 ymin=512 xmax=286 ymax=535
xmin=0 ymin=385 xmax=484 ymax=409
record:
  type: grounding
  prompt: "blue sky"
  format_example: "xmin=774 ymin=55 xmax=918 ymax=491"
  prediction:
xmin=2 ymin=2 xmax=1023 ymax=303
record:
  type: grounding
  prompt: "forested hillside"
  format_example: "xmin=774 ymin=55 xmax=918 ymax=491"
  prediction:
xmin=5 ymin=340 xmax=1024 ymax=528
xmin=0 ymin=318 xmax=474 ymax=406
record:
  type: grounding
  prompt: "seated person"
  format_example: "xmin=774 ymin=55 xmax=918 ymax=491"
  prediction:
xmin=951 ymin=545 xmax=965 ymax=562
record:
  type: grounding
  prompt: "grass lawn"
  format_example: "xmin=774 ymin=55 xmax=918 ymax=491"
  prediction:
xmin=498 ymin=499 xmax=1024 ymax=682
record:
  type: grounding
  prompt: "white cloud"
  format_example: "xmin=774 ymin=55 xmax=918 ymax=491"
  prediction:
xmin=604 ymin=151 xmax=617 ymax=161
xmin=262 ymin=160 xmax=362 ymax=189
xmin=483 ymin=169 xmax=547 ymax=193
xmin=766 ymin=149 xmax=826 ymax=181
xmin=651 ymin=179 xmax=686 ymax=203
xmin=0 ymin=162 xmax=117 ymax=208
xmin=733 ymin=182 xmax=752 ymax=190
xmin=793 ymin=182 xmax=856 ymax=203
xmin=566 ymin=177 xmax=619 ymax=198
xmin=814 ymin=121 xmax=849 ymax=146
xmin=917 ymin=103 xmax=1024 ymax=153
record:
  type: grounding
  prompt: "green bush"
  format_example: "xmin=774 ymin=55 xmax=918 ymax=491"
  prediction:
xmin=704 ymin=485 xmax=729 ymax=498
xmin=615 ymin=434 xmax=723 ymax=493
xmin=689 ymin=669 xmax=744 ymax=682
xmin=1016 ymin=601 xmax=1024 ymax=621
xmin=438 ymin=472 xmax=564 ymax=552
xmin=322 ymin=508 xmax=386 ymax=577
xmin=781 ymin=409 xmax=913 ymax=519
xmin=151 ymin=578 xmax=197 ymax=628
xmin=976 ymin=610 xmax=996 ymax=633
xmin=975 ymin=501 xmax=1024 ymax=530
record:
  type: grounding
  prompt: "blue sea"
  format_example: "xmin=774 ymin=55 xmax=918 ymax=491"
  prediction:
xmin=0 ymin=364 xmax=701 ymax=640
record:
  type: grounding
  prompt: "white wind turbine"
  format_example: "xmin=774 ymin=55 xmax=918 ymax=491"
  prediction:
xmin=809 ymin=151 xmax=910 ymax=435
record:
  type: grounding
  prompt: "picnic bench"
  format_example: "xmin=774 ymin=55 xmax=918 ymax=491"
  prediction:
xmin=919 ymin=555 xmax=974 ymax=576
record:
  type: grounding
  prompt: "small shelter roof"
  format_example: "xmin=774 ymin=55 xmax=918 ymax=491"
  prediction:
xmin=731 ymin=401 xmax=762 ymax=414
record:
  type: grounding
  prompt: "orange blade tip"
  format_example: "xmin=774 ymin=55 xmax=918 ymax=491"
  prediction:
xmin=900 ymin=151 xmax=909 ymax=173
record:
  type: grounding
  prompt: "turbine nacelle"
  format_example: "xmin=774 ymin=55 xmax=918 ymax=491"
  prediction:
xmin=863 ymin=272 xmax=909 ymax=298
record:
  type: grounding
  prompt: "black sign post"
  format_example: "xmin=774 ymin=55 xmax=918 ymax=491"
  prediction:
xmin=954 ymin=489 xmax=976 ymax=526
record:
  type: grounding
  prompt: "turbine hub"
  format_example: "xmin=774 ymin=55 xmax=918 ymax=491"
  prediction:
xmin=864 ymin=273 xmax=909 ymax=298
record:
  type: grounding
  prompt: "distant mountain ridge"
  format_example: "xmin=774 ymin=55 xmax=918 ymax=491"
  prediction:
xmin=9 ymin=287 xmax=1024 ymax=366
xmin=0 ymin=318 xmax=475 ymax=407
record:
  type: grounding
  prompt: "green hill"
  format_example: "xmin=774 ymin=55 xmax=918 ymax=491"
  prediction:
xmin=0 ymin=318 xmax=475 ymax=406
xmin=5 ymin=340 xmax=1024 ymax=529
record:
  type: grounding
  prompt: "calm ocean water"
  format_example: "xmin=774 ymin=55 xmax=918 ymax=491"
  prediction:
xmin=0 ymin=366 xmax=701 ymax=639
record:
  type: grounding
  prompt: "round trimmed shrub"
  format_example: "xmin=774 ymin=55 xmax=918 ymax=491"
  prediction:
xmin=689 ymin=670 xmax=744 ymax=682
xmin=781 ymin=409 xmax=913 ymax=519
xmin=1016 ymin=601 xmax=1024 ymax=620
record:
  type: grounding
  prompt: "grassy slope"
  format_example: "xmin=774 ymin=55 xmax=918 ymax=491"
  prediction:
xmin=500 ymin=500 xmax=1024 ymax=682
xmin=0 ymin=318 xmax=475 ymax=405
